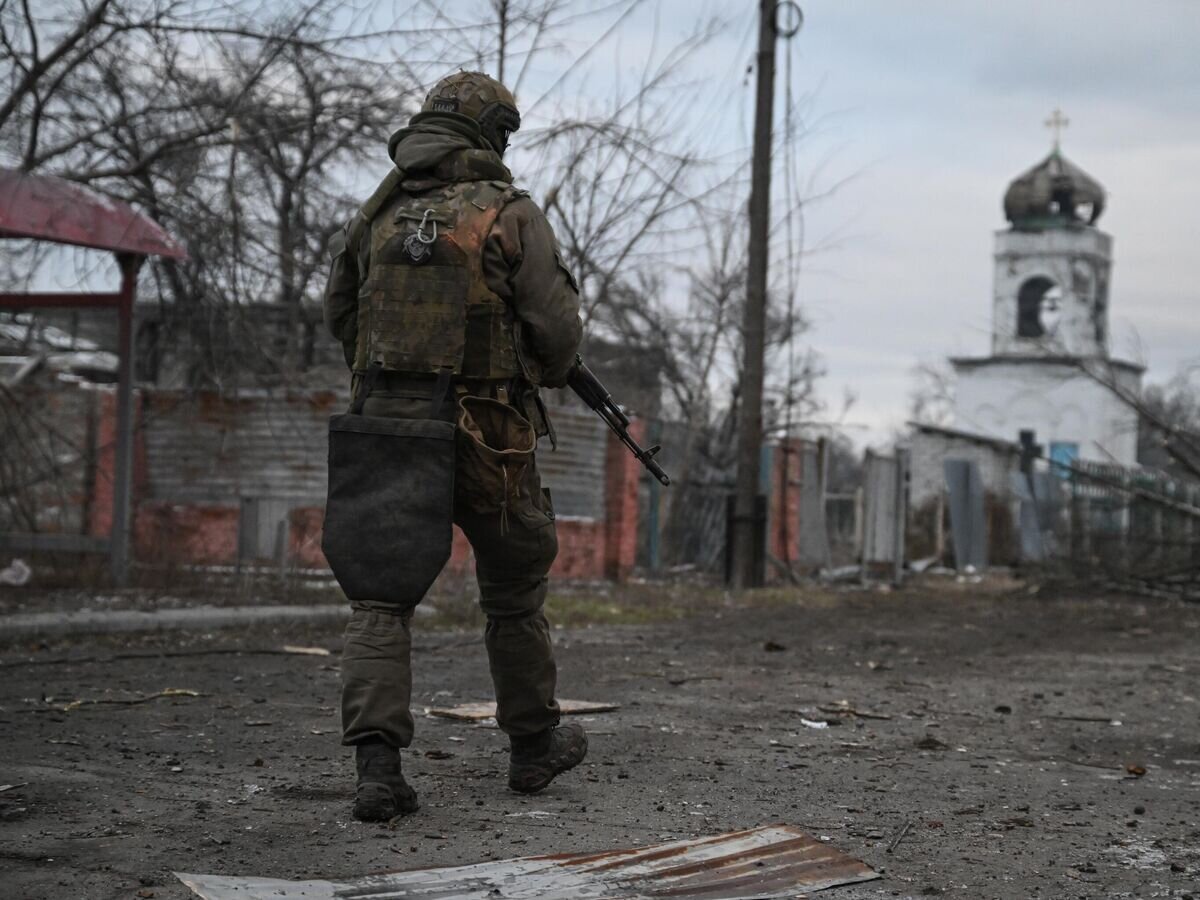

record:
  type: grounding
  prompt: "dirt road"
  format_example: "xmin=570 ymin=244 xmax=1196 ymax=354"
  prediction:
xmin=1 ymin=582 xmax=1198 ymax=899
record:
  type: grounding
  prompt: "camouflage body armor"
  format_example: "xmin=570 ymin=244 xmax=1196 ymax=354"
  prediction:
xmin=354 ymin=180 xmax=526 ymax=382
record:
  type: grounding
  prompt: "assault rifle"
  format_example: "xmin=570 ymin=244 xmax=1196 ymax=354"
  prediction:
xmin=568 ymin=355 xmax=670 ymax=487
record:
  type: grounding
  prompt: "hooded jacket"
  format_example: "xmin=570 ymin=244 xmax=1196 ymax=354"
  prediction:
xmin=323 ymin=113 xmax=582 ymax=391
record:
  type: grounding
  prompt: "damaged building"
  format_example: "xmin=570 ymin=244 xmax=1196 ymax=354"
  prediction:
xmin=908 ymin=138 xmax=1157 ymax=566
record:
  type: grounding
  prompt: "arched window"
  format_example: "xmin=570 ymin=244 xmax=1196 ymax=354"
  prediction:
xmin=1017 ymin=277 xmax=1058 ymax=338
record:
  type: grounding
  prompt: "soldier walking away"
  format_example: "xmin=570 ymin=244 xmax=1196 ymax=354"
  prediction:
xmin=322 ymin=71 xmax=587 ymax=822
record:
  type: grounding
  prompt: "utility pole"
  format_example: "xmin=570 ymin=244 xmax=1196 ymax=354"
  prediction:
xmin=729 ymin=0 xmax=779 ymax=588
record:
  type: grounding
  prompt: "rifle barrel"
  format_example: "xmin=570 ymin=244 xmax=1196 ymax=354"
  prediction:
xmin=567 ymin=356 xmax=671 ymax=487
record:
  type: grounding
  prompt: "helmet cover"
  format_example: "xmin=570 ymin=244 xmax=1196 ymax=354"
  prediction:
xmin=422 ymin=71 xmax=521 ymax=156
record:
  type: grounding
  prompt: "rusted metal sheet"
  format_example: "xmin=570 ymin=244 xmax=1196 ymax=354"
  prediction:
xmin=0 ymin=168 xmax=186 ymax=259
xmin=178 ymin=824 xmax=879 ymax=899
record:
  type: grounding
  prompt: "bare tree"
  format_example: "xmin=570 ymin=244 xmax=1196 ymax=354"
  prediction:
xmin=908 ymin=359 xmax=956 ymax=427
xmin=1072 ymin=358 xmax=1200 ymax=480
xmin=1 ymin=0 xmax=407 ymax=387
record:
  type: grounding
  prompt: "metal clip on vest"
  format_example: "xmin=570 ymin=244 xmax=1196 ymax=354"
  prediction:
xmin=402 ymin=208 xmax=438 ymax=265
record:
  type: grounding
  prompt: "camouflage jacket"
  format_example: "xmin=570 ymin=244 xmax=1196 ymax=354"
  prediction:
xmin=323 ymin=114 xmax=582 ymax=393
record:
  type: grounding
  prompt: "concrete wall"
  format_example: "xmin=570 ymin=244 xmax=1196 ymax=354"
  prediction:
xmin=952 ymin=358 xmax=1140 ymax=467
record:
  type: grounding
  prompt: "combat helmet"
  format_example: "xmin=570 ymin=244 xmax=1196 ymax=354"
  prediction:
xmin=422 ymin=71 xmax=521 ymax=157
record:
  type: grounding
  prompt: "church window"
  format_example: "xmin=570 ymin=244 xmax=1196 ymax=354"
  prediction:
xmin=1017 ymin=276 xmax=1058 ymax=338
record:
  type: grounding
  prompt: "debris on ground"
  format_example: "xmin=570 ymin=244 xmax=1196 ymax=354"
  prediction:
xmin=280 ymin=645 xmax=332 ymax=656
xmin=177 ymin=824 xmax=878 ymax=899
xmin=887 ymin=820 xmax=913 ymax=853
xmin=26 ymin=687 xmax=202 ymax=713
xmin=915 ymin=735 xmax=949 ymax=751
xmin=666 ymin=674 xmax=722 ymax=686
xmin=0 ymin=558 xmax=31 ymax=586
xmin=427 ymin=699 xmax=620 ymax=721
xmin=819 ymin=701 xmax=893 ymax=720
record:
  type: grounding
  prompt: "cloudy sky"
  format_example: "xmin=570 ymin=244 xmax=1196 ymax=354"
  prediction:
xmin=506 ymin=0 xmax=1200 ymax=444
xmin=28 ymin=0 xmax=1198 ymax=447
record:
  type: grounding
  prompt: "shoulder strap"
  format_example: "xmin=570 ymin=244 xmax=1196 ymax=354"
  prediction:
xmin=347 ymin=167 xmax=405 ymax=252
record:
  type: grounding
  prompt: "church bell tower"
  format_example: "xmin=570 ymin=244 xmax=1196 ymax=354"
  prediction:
xmin=992 ymin=114 xmax=1113 ymax=358
xmin=950 ymin=112 xmax=1143 ymax=468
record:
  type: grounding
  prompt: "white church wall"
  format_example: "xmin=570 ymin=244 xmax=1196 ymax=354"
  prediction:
xmin=992 ymin=227 xmax=1112 ymax=357
xmin=953 ymin=360 xmax=1139 ymax=466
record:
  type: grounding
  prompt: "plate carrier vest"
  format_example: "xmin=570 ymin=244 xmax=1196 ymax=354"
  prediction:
xmin=353 ymin=179 xmax=525 ymax=381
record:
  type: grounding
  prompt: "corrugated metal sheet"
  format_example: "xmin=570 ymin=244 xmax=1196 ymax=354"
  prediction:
xmin=178 ymin=824 xmax=879 ymax=900
xmin=143 ymin=391 xmax=341 ymax=503
xmin=142 ymin=389 xmax=609 ymax=520
xmin=861 ymin=452 xmax=899 ymax=564
xmin=539 ymin=389 xmax=608 ymax=521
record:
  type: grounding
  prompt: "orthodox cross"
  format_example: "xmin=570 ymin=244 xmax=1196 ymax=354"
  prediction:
xmin=1045 ymin=108 xmax=1069 ymax=150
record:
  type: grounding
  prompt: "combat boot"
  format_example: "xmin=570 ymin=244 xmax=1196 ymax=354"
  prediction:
xmin=508 ymin=722 xmax=588 ymax=794
xmin=353 ymin=740 xmax=419 ymax=822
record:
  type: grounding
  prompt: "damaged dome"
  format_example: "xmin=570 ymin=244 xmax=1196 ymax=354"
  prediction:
xmin=1003 ymin=150 xmax=1105 ymax=231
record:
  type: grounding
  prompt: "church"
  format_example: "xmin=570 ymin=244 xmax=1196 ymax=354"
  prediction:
xmin=950 ymin=132 xmax=1142 ymax=470
xmin=908 ymin=119 xmax=1144 ymax=511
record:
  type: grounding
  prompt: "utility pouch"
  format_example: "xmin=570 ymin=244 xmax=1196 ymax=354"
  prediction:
xmin=455 ymin=397 xmax=537 ymax=532
xmin=322 ymin=413 xmax=455 ymax=603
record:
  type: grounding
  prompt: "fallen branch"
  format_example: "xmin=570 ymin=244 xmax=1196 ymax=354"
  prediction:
xmin=17 ymin=688 xmax=202 ymax=713
xmin=0 ymin=646 xmax=339 ymax=669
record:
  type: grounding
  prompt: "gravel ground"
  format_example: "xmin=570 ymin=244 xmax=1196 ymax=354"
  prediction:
xmin=1 ymin=581 xmax=1198 ymax=900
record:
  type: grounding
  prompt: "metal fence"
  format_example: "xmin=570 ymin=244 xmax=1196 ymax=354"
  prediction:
xmin=1058 ymin=461 xmax=1200 ymax=598
xmin=933 ymin=450 xmax=1200 ymax=599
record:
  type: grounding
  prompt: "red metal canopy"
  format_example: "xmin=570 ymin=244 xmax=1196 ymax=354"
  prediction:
xmin=0 ymin=167 xmax=186 ymax=259
xmin=0 ymin=167 xmax=186 ymax=586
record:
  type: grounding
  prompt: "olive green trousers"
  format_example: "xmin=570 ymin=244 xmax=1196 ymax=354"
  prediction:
xmin=339 ymin=391 xmax=561 ymax=749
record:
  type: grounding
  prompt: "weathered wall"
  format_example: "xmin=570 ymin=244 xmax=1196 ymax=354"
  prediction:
xmin=89 ymin=388 xmax=636 ymax=582
xmin=992 ymin=226 xmax=1113 ymax=357
xmin=767 ymin=439 xmax=806 ymax=570
xmin=907 ymin=427 xmax=1020 ymax=509
xmin=952 ymin=359 xmax=1140 ymax=467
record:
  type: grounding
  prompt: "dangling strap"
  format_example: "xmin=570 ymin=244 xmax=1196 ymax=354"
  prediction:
xmin=347 ymin=167 xmax=405 ymax=253
xmin=429 ymin=368 xmax=454 ymax=419
xmin=499 ymin=466 xmax=510 ymax=536
xmin=350 ymin=361 xmax=383 ymax=415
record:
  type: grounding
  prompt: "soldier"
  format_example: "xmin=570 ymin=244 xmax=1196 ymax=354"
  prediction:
xmin=323 ymin=71 xmax=587 ymax=822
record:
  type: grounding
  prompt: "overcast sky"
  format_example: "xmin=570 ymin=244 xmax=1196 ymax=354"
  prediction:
xmin=507 ymin=0 xmax=1200 ymax=445
xmin=28 ymin=0 xmax=1199 ymax=448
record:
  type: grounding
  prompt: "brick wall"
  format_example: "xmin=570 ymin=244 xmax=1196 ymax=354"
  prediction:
xmin=90 ymin=389 xmax=638 ymax=582
xmin=767 ymin=438 xmax=805 ymax=570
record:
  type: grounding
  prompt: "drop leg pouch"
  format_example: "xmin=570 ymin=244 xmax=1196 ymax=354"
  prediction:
xmin=322 ymin=413 xmax=456 ymax=603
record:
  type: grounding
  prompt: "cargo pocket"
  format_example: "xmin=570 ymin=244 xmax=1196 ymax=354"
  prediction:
xmin=456 ymin=397 xmax=538 ymax=533
xmin=515 ymin=482 xmax=557 ymax=563
xmin=515 ymin=484 xmax=554 ymax=531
